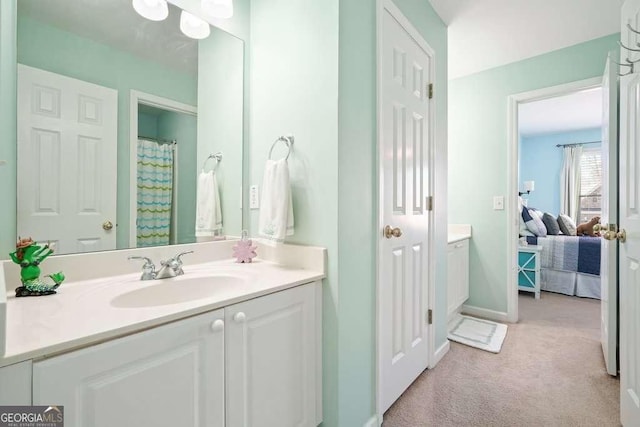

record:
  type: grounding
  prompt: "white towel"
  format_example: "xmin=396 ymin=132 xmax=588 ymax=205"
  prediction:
xmin=259 ymin=158 xmax=294 ymax=244
xmin=195 ymin=170 xmax=222 ymax=237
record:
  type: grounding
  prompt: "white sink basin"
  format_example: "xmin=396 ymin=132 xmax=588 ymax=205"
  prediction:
xmin=111 ymin=274 xmax=248 ymax=308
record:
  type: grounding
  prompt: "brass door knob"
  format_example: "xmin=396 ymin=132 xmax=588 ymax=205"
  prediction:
xmin=102 ymin=221 xmax=114 ymax=231
xmin=617 ymin=229 xmax=627 ymax=243
xmin=602 ymin=230 xmax=616 ymax=241
xmin=384 ymin=225 xmax=403 ymax=239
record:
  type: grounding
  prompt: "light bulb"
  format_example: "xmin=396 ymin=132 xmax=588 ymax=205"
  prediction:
xmin=180 ymin=11 xmax=211 ymax=40
xmin=201 ymin=0 xmax=234 ymax=19
xmin=132 ymin=0 xmax=169 ymax=21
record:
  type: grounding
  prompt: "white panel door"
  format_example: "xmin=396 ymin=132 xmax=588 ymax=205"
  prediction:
xmin=225 ymin=284 xmax=317 ymax=427
xmin=33 ymin=309 xmax=225 ymax=427
xmin=17 ymin=64 xmax=117 ymax=255
xmin=600 ymin=54 xmax=619 ymax=377
xmin=619 ymin=2 xmax=640 ymax=423
xmin=379 ymin=5 xmax=432 ymax=413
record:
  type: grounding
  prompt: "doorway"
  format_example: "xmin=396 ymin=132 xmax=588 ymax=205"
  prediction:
xmin=129 ymin=90 xmax=197 ymax=247
xmin=507 ymin=74 xmax=618 ymax=377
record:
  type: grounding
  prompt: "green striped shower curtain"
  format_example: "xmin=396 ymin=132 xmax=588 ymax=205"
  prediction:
xmin=137 ymin=139 xmax=174 ymax=246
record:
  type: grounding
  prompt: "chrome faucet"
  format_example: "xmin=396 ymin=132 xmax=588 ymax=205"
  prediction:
xmin=163 ymin=251 xmax=194 ymax=276
xmin=128 ymin=256 xmax=156 ymax=280
xmin=128 ymin=251 xmax=194 ymax=280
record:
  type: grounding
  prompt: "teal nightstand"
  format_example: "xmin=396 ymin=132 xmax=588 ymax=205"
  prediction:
xmin=518 ymin=245 xmax=542 ymax=299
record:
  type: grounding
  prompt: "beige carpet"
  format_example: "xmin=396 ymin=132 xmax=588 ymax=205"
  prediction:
xmin=383 ymin=292 xmax=620 ymax=427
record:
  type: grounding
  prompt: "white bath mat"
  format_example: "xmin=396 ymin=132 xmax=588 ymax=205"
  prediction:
xmin=448 ymin=315 xmax=508 ymax=353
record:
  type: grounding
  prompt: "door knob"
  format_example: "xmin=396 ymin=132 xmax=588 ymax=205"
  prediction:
xmin=602 ymin=230 xmax=617 ymax=241
xmin=102 ymin=221 xmax=114 ymax=231
xmin=233 ymin=312 xmax=246 ymax=323
xmin=384 ymin=225 xmax=402 ymax=239
xmin=617 ymin=229 xmax=627 ymax=243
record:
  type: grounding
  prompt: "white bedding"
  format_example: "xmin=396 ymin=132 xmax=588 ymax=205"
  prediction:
xmin=540 ymin=269 xmax=601 ymax=299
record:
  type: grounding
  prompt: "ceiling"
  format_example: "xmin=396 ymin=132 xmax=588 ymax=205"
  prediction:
xmin=518 ymin=87 xmax=603 ymax=137
xmin=19 ymin=0 xmax=197 ymax=75
xmin=428 ymin=0 xmax=622 ymax=79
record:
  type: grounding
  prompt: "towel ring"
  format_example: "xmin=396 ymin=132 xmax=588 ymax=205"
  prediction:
xmin=202 ymin=152 xmax=223 ymax=172
xmin=268 ymin=135 xmax=294 ymax=161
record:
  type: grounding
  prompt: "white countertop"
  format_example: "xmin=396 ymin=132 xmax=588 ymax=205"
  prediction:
xmin=448 ymin=224 xmax=472 ymax=244
xmin=0 ymin=241 xmax=326 ymax=367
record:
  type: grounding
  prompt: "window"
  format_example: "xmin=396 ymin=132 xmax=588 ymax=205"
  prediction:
xmin=579 ymin=148 xmax=602 ymax=223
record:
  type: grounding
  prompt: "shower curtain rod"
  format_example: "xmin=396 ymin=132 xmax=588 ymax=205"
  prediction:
xmin=138 ymin=135 xmax=177 ymax=144
xmin=555 ymin=140 xmax=601 ymax=148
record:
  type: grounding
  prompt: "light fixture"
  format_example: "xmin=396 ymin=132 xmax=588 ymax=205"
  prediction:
xmin=519 ymin=180 xmax=535 ymax=196
xmin=201 ymin=0 xmax=234 ymax=19
xmin=132 ymin=0 xmax=169 ymax=21
xmin=180 ymin=10 xmax=211 ymax=39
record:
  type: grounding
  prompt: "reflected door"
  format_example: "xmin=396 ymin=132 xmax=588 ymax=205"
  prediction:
xmin=379 ymin=5 xmax=433 ymax=413
xmin=17 ymin=65 xmax=117 ymax=254
xmin=600 ymin=54 xmax=618 ymax=377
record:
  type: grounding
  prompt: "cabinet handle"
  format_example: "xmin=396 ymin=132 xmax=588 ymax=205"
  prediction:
xmin=454 ymin=243 xmax=464 ymax=248
xmin=210 ymin=319 xmax=224 ymax=332
xmin=233 ymin=312 xmax=246 ymax=323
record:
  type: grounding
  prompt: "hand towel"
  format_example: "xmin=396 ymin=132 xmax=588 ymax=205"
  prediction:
xmin=195 ymin=170 xmax=222 ymax=237
xmin=259 ymin=158 xmax=294 ymax=245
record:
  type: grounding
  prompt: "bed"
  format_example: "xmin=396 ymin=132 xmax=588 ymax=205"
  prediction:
xmin=525 ymin=235 xmax=601 ymax=299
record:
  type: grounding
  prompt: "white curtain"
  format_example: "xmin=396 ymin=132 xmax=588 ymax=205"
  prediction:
xmin=560 ymin=145 xmax=583 ymax=223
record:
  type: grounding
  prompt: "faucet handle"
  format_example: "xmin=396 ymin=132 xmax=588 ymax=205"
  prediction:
xmin=168 ymin=251 xmax=194 ymax=275
xmin=128 ymin=256 xmax=156 ymax=280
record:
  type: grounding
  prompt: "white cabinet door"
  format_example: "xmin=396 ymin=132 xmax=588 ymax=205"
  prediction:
xmin=0 ymin=361 xmax=32 ymax=405
xmin=457 ymin=240 xmax=470 ymax=307
xmin=225 ymin=283 xmax=318 ymax=427
xmin=447 ymin=242 xmax=459 ymax=317
xmin=33 ymin=309 xmax=225 ymax=427
xmin=447 ymin=239 xmax=469 ymax=318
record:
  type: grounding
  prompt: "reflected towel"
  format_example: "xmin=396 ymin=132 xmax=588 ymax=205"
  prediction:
xmin=195 ymin=170 xmax=222 ymax=237
xmin=259 ymin=158 xmax=294 ymax=245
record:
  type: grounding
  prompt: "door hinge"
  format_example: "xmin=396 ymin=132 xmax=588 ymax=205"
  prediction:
xmin=427 ymin=309 xmax=433 ymax=325
xmin=426 ymin=196 xmax=433 ymax=211
xmin=428 ymin=83 xmax=433 ymax=99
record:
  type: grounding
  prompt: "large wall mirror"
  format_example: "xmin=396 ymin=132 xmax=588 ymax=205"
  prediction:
xmin=15 ymin=0 xmax=244 ymax=255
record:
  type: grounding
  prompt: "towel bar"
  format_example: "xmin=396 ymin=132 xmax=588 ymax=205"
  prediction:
xmin=202 ymin=152 xmax=223 ymax=172
xmin=268 ymin=135 xmax=294 ymax=161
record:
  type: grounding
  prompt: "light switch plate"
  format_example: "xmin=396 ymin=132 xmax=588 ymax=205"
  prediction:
xmin=493 ymin=196 xmax=504 ymax=210
xmin=250 ymin=185 xmax=259 ymax=209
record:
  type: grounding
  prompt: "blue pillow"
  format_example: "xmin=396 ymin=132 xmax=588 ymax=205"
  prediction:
xmin=522 ymin=207 xmax=547 ymax=237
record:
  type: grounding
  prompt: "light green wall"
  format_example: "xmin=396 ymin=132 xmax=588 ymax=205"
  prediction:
xmin=197 ymin=31 xmax=244 ymax=238
xmin=249 ymin=0 xmax=446 ymax=425
xmin=16 ymin=14 xmax=197 ymax=249
xmin=337 ymin=0 xmax=447 ymax=425
xmin=138 ymin=113 xmax=159 ymax=138
xmin=449 ymin=34 xmax=619 ymax=313
xmin=249 ymin=0 xmax=340 ymax=424
xmin=0 ymin=1 xmax=17 ymax=256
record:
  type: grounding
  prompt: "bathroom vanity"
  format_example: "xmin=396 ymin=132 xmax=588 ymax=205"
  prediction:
xmin=0 ymin=240 xmax=325 ymax=427
xmin=447 ymin=225 xmax=471 ymax=323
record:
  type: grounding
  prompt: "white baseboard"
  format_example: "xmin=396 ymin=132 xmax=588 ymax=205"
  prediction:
xmin=364 ymin=414 xmax=381 ymax=427
xmin=461 ymin=304 xmax=509 ymax=323
xmin=430 ymin=339 xmax=450 ymax=368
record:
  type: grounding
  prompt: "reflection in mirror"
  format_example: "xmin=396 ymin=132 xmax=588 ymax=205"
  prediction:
xmin=16 ymin=0 xmax=244 ymax=255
